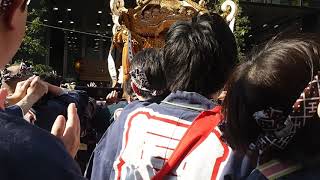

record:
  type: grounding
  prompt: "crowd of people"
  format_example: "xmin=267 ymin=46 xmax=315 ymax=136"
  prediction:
xmin=1 ymin=0 xmax=320 ymax=179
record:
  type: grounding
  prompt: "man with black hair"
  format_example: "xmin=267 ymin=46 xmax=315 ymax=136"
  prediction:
xmin=87 ymin=14 xmax=250 ymax=180
xmin=129 ymin=48 xmax=167 ymax=100
xmin=163 ymin=14 xmax=236 ymax=97
xmin=91 ymin=48 xmax=168 ymax=134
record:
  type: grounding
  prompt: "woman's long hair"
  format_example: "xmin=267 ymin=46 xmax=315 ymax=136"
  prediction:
xmin=223 ymin=34 xmax=320 ymax=165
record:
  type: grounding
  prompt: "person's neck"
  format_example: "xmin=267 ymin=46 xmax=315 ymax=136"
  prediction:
xmin=0 ymin=24 xmax=13 ymax=68
xmin=0 ymin=44 xmax=7 ymax=64
xmin=209 ymin=89 xmax=222 ymax=100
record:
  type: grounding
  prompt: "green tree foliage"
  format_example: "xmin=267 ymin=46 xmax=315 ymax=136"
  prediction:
xmin=233 ymin=5 xmax=251 ymax=61
xmin=13 ymin=60 xmax=54 ymax=76
xmin=32 ymin=63 xmax=54 ymax=75
xmin=208 ymin=0 xmax=251 ymax=61
xmin=13 ymin=1 xmax=54 ymax=75
xmin=14 ymin=6 xmax=47 ymax=64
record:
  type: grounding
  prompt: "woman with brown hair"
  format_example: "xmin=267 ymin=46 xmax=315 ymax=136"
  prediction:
xmin=223 ymin=35 xmax=320 ymax=179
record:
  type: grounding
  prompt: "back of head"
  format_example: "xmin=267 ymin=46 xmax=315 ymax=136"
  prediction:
xmin=163 ymin=13 xmax=237 ymax=97
xmin=1 ymin=62 xmax=33 ymax=93
xmin=39 ymin=73 xmax=63 ymax=86
xmin=130 ymin=48 xmax=167 ymax=98
xmin=223 ymin=35 xmax=320 ymax=164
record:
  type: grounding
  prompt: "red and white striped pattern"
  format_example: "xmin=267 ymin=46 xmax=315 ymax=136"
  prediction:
xmin=113 ymin=108 xmax=231 ymax=180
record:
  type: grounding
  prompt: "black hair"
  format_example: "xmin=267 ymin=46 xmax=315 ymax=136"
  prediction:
xmin=223 ymin=34 xmax=320 ymax=165
xmin=1 ymin=63 xmax=32 ymax=92
xmin=163 ymin=13 xmax=237 ymax=97
xmin=39 ymin=73 xmax=63 ymax=86
xmin=130 ymin=48 xmax=167 ymax=98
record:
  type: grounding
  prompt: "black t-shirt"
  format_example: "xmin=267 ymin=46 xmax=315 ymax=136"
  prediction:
xmin=0 ymin=112 xmax=85 ymax=180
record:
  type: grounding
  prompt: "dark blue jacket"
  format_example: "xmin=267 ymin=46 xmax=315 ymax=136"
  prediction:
xmin=33 ymin=90 xmax=89 ymax=132
xmin=3 ymin=105 xmax=24 ymax=117
xmin=0 ymin=111 xmax=85 ymax=180
xmin=86 ymin=91 xmax=252 ymax=180
xmin=85 ymin=99 xmax=153 ymax=180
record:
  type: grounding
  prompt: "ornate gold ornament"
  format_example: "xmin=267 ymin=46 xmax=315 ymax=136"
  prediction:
xmin=108 ymin=0 xmax=238 ymax=87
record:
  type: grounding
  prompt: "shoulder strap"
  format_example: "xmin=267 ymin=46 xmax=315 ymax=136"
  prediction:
xmin=152 ymin=106 xmax=224 ymax=180
xmin=257 ymin=160 xmax=302 ymax=180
